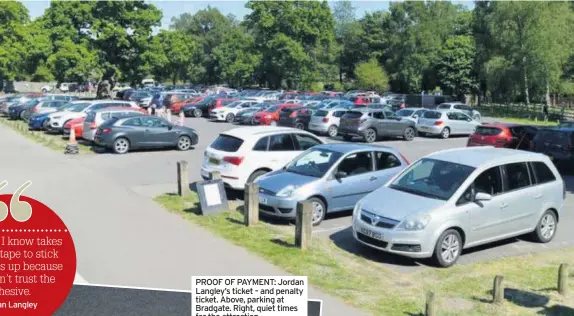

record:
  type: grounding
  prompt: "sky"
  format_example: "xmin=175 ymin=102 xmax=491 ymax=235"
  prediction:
xmin=22 ymin=1 xmax=475 ymax=29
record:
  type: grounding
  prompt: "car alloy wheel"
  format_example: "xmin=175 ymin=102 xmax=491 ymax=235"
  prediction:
xmin=193 ymin=109 xmax=202 ymax=118
xmin=440 ymin=127 xmax=450 ymax=139
xmin=113 ymin=138 xmax=130 ymax=154
xmin=308 ymin=197 xmax=326 ymax=226
xmin=226 ymin=113 xmax=235 ymax=123
xmin=533 ymin=210 xmax=557 ymax=243
xmin=328 ymin=125 xmax=338 ymax=137
xmin=432 ymin=229 xmax=462 ymax=267
xmin=364 ymin=128 xmax=377 ymax=143
xmin=441 ymin=234 xmax=460 ymax=263
xmin=177 ymin=136 xmax=192 ymax=151
xmin=403 ymin=127 xmax=415 ymax=141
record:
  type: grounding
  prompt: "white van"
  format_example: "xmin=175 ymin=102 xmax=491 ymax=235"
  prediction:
xmin=142 ymin=79 xmax=155 ymax=87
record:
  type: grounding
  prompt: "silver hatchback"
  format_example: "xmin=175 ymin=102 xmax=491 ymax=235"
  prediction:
xmin=255 ymin=143 xmax=409 ymax=225
xmin=416 ymin=109 xmax=480 ymax=139
xmin=352 ymin=147 xmax=564 ymax=267
xmin=308 ymin=108 xmax=348 ymax=138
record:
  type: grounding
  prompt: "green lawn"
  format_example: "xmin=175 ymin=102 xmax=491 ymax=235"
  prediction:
xmin=486 ymin=116 xmax=560 ymax=127
xmin=0 ymin=117 xmax=94 ymax=154
xmin=156 ymin=192 xmax=574 ymax=316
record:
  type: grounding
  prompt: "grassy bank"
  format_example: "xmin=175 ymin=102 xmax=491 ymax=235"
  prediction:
xmin=156 ymin=192 xmax=574 ymax=316
xmin=486 ymin=116 xmax=559 ymax=126
xmin=0 ymin=117 xmax=93 ymax=154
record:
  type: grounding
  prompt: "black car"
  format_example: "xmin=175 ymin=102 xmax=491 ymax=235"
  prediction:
xmin=8 ymin=100 xmax=40 ymax=120
xmin=93 ymin=115 xmax=199 ymax=154
xmin=531 ymin=127 xmax=574 ymax=171
xmin=277 ymin=106 xmax=311 ymax=130
xmin=182 ymin=96 xmax=216 ymax=117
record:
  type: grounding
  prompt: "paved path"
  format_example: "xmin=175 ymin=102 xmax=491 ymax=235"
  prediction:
xmin=0 ymin=125 xmax=369 ymax=316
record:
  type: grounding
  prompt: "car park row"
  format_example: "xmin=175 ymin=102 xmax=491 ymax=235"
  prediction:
xmin=0 ymin=90 xmax=568 ymax=268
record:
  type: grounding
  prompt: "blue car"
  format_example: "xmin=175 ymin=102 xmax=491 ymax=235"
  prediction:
xmin=9 ymin=101 xmax=39 ymax=120
xmin=28 ymin=112 xmax=51 ymax=130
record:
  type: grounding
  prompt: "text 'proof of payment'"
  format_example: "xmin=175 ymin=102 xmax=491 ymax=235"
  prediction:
xmin=192 ymin=276 xmax=308 ymax=316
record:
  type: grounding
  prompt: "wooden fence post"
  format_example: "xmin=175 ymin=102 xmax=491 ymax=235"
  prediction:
xmin=493 ymin=275 xmax=504 ymax=304
xmin=295 ymin=201 xmax=313 ymax=250
xmin=177 ymin=161 xmax=190 ymax=198
xmin=558 ymin=263 xmax=569 ymax=295
xmin=244 ymin=183 xmax=259 ymax=226
xmin=211 ymin=171 xmax=221 ymax=180
xmin=425 ymin=291 xmax=436 ymax=316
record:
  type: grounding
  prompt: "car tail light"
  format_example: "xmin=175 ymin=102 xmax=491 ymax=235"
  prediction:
xmin=223 ymin=156 xmax=243 ymax=165
xmin=89 ymin=122 xmax=97 ymax=129
xmin=322 ymin=117 xmax=329 ymax=123
xmin=433 ymin=120 xmax=444 ymax=126
xmin=102 ymin=128 xmax=111 ymax=134
xmin=400 ymin=153 xmax=411 ymax=165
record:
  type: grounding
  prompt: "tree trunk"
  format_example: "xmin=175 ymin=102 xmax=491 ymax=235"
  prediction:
xmin=546 ymin=78 xmax=551 ymax=106
xmin=523 ymin=57 xmax=530 ymax=105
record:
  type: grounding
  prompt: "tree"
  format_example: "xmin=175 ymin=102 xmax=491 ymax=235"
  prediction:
xmin=354 ymin=58 xmax=388 ymax=91
xmin=47 ymin=38 xmax=98 ymax=83
xmin=0 ymin=1 xmax=31 ymax=88
xmin=154 ymin=30 xmax=197 ymax=84
xmin=212 ymin=28 xmax=261 ymax=87
xmin=437 ymin=35 xmax=478 ymax=99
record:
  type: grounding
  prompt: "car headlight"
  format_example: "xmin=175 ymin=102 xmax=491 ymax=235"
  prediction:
xmin=276 ymin=185 xmax=297 ymax=197
xmin=353 ymin=200 xmax=363 ymax=219
xmin=397 ymin=214 xmax=431 ymax=231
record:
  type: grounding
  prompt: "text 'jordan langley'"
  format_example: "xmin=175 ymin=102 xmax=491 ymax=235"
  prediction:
xmin=0 ymin=301 xmax=38 ymax=310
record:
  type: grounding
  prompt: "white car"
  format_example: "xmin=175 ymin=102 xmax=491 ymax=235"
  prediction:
xmin=395 ymin=108 xmax=428 ymax=124
xmin=46 ymin=100 xmax=137 ymax=133
xmin=209 ymin=100 xmax=259 ymax=122
xmin=83 ymin=107 xmax=145 ymax=141
xmin=201 ymin=126 xmax=327 ymax=189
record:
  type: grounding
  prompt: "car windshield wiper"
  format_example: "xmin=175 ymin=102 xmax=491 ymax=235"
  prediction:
xmin=389 ymin=185 xmax=445 ymax=200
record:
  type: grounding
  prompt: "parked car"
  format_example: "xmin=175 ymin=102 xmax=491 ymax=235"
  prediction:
xmin=94 ymin=115 xmax=199 ymax=154
xmin=256 ymin=143 xmax=410 ymax=225
xmin=467 ymin=123 xmax=539 ymax=150
xmin=8 ymin=100 xmax=41 ymax=120
xmin=530 ymin=127 xmax=574 ymax=171
xmin=416 ymin=110 xmax=480 ymax=139
xmin=349 ymin=95 xmax=381 ymax=107
xmin=352 ymin=147 xmax=564 ymax=267
xmin=0 ymin=93 xmax=42 ymax=115
xmin=436 ymin=102 xmax=482 ymax=122
xmin=128 ymin=90 xmax=153 ymax=108
xmin=83 ymin=107 xmax=147 ymax=141
xmin=185 ymin=97 xmax=239 ymax=118
xmin=209 ymin=100 xmax=259 ymax=122
xmin=42 ymin=94 xmax=79 ymax=102
xmin=63 ymin=117 xmax=86 ymax=138
xmin=46 ymin=100 xmax=137 ymax=133
xmin=233 ymin=102 xmax=276 ymax=125
xmin=21 ymin=100 xmax=69 ymax=122
xmin=395 ymin=108 xmax=428 ymax=124
xmin=308 ymin=108 xmax=349 ymax=138
xmin=338 ymin=108 xmax=417 ymax=143
xmin=162 ymin=92 xmax=196 ymax=111
xmin=170 ymin=96 xmax=203 ymax=115
xmin=253 ymin=103 xmax=301 ymax=126
xmin=277 ymin=105 xmax=313 ymax=130
xmin=201 ymin=126 xmax=326 ymax=189
xmin=28 ymin=111 xmax=58 ymax=131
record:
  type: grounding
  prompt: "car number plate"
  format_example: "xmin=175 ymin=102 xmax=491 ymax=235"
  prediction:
xmin=259 ymin=196 xmax=268 ymax=204
xmin=360 ymin=227 xmax=383 ymax=240
xmin=209 ymin=157 xmax=219 ymax=165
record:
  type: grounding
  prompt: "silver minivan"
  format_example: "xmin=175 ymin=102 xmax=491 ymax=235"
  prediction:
xmin=308 ymin=108 xmax=349 ymax=138
xmin=352 ymin=147 xmax=564 ymax=267
xmin=83 ymin=108 xmax=145 ymax=141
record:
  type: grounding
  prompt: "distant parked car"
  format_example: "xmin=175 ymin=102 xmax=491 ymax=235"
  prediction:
xmin=21 ymin=100 xmax=70 ymax=122
xmin=530 ymin=127 xmax=574 ymax=171
xmin=42 ymin=94 xmax=79 ymax=102
xmin=277 ymin=105 xmax=313 ymax=130
xmin=46 ymin=100 xmax=137 ymax=133
xmin=8 ymin=100 xmax=41 ymax=120
xmin=353 ymin=147 xmax=564 ymax=267
xmin=308 ymin=108 xmax=349 ymax=138
xmin=436 ymin=102 xmax=481 ymax=122
xmin=467 ymin=123 xmax=538 ymax=150
xmin=253 ymin=103 xmax=301 ymax=126
xmin=416 ymin=110 xmax=479 ymax=139
xmin=338 ymin=108 xmax=417 ymax=143
xmin=128 ymin=90 xmax=153 ymax=108
xmin=185 ymin=97 xmax=239 ymax=118
xmin=162 ymin=92 xmax=196 ymax=111
xmin=201 ymin=126 xmax=326 ymax=189
xmin=94 ymin=115 xmax=198 ymax=154
xmin=256 ymin=143 xmax=410 ymax=225
xmin=170 ymin=96 xmax=203 ymax=115
xmin=83 ymin=107 xmax=147 ymax=141
xmin=233 ymin=102 xmax=276 ymax=125
xmin=209 ymin=100 xmax=259 ymax=122
xmin=395 ymin=108 xmax=428 ymax=124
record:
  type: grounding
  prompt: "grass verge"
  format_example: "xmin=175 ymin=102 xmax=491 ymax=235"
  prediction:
xmin=156 ymin=192 xmax=574 ymax=316
xmin=0 ymin=117 xmax=93 ymax=154
xmin=487 ymin=116 xmax=559 ymax=126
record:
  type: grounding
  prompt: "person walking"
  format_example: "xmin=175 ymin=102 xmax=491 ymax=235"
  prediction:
xmin=543 ymin=104 xmax=549 ymax=122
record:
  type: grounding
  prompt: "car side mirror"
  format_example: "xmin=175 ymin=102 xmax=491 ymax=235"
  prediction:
xmin=474 ymin=192 xmax=492 ymax=201
xmin=334 ymin=171 xmax=347 ymax=179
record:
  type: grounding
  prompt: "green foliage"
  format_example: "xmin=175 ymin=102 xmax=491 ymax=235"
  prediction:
xmin=354 ymin=58 xmax=388 ymax=91
xmin=437 ymin=35 xmax=478 ymax=97
xmin=47 ymin=38 xmax=99 ymax=82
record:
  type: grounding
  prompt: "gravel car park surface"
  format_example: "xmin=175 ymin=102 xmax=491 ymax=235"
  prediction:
xmin=74 ymin=115 xmax=574 ymax=272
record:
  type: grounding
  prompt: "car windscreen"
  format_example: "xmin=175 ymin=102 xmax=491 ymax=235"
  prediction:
xmin=422 ymin=111 xmax=442 ymax=119
xmin=286 ymin=148 xmax=343 ymax=178
xmin=396 ymin=109 xmax=414 ymax=117
xmin=225 ymin=101 xmax=242 ymax=107
xmin=68 ymin=103 xmax=90 ymax=112
xmin=390 ymin=158 xmax=475 ymax=201
xmin=210 ymin=135 xmax=244 ymax=152
xmin=265 ymin=105 xmax=280 ymax=112
xmin=475 ymin=126 xmax=502 ymax=136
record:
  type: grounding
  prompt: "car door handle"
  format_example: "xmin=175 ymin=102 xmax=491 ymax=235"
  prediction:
xmin=534 ymin=194 xmax=543 ymax=199
xmin=369 ymin=176 xmax=377 ymax=181
xmin=500 ymin=203 xmax=508 ymax=209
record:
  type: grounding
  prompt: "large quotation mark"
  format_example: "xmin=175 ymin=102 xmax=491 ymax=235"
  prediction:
xmin=0 ymin=181 xmax=33 ymax=223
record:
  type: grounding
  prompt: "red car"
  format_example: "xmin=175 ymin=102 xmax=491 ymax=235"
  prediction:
xmin=253 ymin=103 xmax=300 ymax=126
xmin=467 ymin=123 xmax=539 ymax=150
xmin=170 ymin=96 xmax=204 ymax=114
xmin=63 ymin=117 xmax=85 ymax=138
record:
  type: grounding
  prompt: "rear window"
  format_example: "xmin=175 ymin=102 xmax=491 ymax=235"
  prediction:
xmin=333 ymin=111 xmax=347 ymax=117
xmin=344 ymin=111 xmax=364 ymax=119
xmin=475 ymin=126 xmax=502 ymax=136
xmin=535 ymin=130 xmax=573 ymax=145
xmin=86 ymin=112 xmax=96 ymax=122
xmin=423 ymin=111 xmax=442 ymax=119
xmin=210 ymin=135 xmax=244 ymax=152
xmin=396 ymin=109 xmax=414 ymax=117
xmin=315 ymin=110 xmax=328 ymax=117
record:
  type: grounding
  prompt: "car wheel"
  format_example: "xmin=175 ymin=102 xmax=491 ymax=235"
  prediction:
xmin=247 ymin=169 xmax=269 ymax=184
xmin=269 ymin=120 xmax=277 ymax=126
xmin=295 ymin=122 xmax=305 ymax=130
xmin=193 ymin=109 xmax=202 ymax=118
xmin=62 ymin=120 xmax=72 ymax=133
xmin=432 ymin=229 xmax=462 ymax=268
xmin=113 ymin=137 xmax=130 ymax=154
xmin=42 ymin=120 xmax=49 ymax=130
xmin=403 ymin=127 xmax=415 ymax=141
xmin=531 ymin=210 xmax=557 ymax=243
xmin=327 ymin=125 xmax=338 ymax=138
xmin=363 ymin=128 xmax=377 ymax=143
xmin=308 ymin=197 xmax=326 ymax=226
xmin=225 ymin=113 xmax=235 ymax=123
xmin=343 ymin=135 xmax=353 ymax=142
xmin=440 ymin=127 xmax=450 ymax=139
xmin=176 ymin=136 xmax=192 ymax=151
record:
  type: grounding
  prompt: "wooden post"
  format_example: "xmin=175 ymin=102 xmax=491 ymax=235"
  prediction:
xmin=493 ymin=275 xmax=504 ymax=304
xmin=211 ymin=171 xmax=221 ymax=180
xmin=295 ymin=201 xmax=313 ymax=250
xmin=244 ymin=183 xmax=259 ymax=226
xmin=425 ymin=291 xmax=436 ymax=316
xmin=177 ymin=161 xmax=190 ymax=198
xmin=558 ymin=263 xmax=569 ymax=295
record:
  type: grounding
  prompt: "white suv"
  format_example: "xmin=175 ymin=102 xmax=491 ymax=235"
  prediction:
xmin=209 ymin=100 xmax=259 ymax=122
xmin=201 ymin=126 xmax=327 ymax=189
xmin=46 ymin=100 xmax=137 ymax=133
